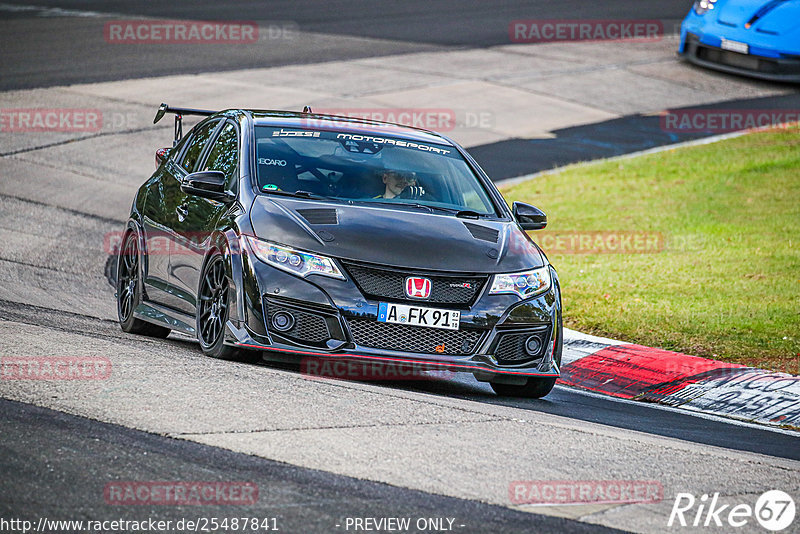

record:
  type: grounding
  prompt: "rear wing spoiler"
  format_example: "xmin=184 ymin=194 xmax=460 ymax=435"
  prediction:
xmin=153 ymin=103 xmax=216 ymax=146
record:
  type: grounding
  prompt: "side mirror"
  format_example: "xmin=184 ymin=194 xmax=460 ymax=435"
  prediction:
xmin=181 ymin=171 xmax=234 ymax=203
xmin=155 ymin=147 xmax=170 ymax=169
xmin=512 ymin=202 xmax=547 ymax=230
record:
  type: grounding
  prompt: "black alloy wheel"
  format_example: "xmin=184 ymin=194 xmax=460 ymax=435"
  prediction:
xmin=197 ymin=251 xmax=245 ymax=360
xmin=117 ymin=231 xmax=170 ymax=338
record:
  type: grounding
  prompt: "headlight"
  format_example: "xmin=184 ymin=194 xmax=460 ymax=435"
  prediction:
xmin=489 ymin=267 xmax=551 ymax=299
xmin=693 ymin=0 xmax=717 ymax=15
xmin=244 ymin=236 xmax=344 ymax=280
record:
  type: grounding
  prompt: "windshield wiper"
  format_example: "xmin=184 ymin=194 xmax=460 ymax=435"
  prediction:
xmin=357 ymin=200 xmax=434 ymax=213
xmin=359 ymin=200 xmax=489 ymax=218
xmin=419 ymin=205 xmax=487 ymax=218
xmin=455 ymin=209 xmax=485 ymax=219
xmin=386 ymin=201 xmax=435 ymax=213
xmin=263 ymin=189 xmax=333 ymax=200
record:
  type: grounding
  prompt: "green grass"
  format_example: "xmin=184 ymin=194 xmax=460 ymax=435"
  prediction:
xmin=500 ymin=129 xmax=800 ymax=371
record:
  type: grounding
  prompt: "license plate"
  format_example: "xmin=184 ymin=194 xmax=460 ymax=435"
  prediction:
xmin=721 ymin=39 xmax=749 ymax=55
xmin=377 ymin=302 xmax=460 ymax=331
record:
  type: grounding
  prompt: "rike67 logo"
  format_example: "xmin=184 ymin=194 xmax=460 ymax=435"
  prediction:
xmin=669 ymin=490 xmax=795 ymax=531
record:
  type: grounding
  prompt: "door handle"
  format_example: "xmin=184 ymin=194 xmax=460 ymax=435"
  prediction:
xmin=175 ymin=204 xmax=188 ymax=222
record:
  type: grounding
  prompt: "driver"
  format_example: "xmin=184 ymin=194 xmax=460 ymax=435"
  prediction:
xmin=375 ymin=170 xmax=426 ymax=199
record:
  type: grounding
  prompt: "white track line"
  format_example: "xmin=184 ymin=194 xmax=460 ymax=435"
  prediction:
xmin=498 ymin=121 xmax=800 ymax=187
xmin=0 ymin=3 xmax=112 ymax=17
xmin=557 ymin=384 xmax=800 ymax=437
xmin=498 ymin=130 xmax=752 ymax=186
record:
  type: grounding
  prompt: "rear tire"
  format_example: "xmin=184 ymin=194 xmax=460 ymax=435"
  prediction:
xmin=116 ymin=231 xmax=171 ymax=338
xmin=491 ymin=377 xmax=557 ymax=398
xmin=197 ymin=251 xmax=244 ymax=360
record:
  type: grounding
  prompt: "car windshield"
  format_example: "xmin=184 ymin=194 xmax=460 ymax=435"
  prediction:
xmin=254 ymin=126 xmax=497 ymax=216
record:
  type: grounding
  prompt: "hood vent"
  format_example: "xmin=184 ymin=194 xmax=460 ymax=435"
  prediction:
xmin=463 ymin=221 xmax=499 ymax=243
xmin=297 ymin=208 xmax=338 ymax=225
xmin=745 ymin=0 xmax=791 ymax=29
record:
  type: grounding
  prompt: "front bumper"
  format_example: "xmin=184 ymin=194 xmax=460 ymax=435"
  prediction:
xmin=679 ymin=27 xmax=800 ymax=83
xmin=230 ymin=251 xmax=562 ymax=380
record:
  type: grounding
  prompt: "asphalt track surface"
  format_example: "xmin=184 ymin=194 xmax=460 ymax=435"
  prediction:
xmin=5 ymin=297 xmax=800 ymax=461
xmin=1 ymin=2 xmax=799 ymax=533
xmin=0 ymin=0 xmax=690 ymax=90
xmin=0 ymin=0 xmax=689 ymax=46
xmin=1 ymin=299 xmax=798 ymax=532
xmin=1 ymin=398 xmax=627 ymax=534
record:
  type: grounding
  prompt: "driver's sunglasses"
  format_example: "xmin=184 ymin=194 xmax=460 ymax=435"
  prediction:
xmin=387 ymin=173 xmax=416 ymax=184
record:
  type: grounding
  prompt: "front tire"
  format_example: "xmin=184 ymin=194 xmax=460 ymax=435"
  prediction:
xmin=197 ymin=251 xmax=243 ymax=360
xmin=116 ymin=231 xmax=171 ymax=338
xmin=491 ymin=377 xmax=557 ymax=399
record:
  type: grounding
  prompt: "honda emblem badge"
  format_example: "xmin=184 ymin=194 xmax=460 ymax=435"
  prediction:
xmin=405 ymin=277 xmax=432 ymax=299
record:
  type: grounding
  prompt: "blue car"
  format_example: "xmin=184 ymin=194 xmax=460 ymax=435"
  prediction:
xmin=679 ymin=0 xmax=800 ymax=82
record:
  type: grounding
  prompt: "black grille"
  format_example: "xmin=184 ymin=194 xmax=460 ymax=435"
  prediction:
xmin=297 ymin=208 xmax=338 ymax=225
xmin=698 ymin=47 xmax=761 ymax=71
xmin=266 ymin=301 xmax=330 ymax=344
xmin=341 ymin=262 xmax=487 ymax=306
xmin=493 ymin=327 xmax=550 ymax=365
xmin=683 ymin=33 xmax=800 ymax=78
xmin=463 ymin=221 xmax=499 ymax=243
xmin=346 ymin=318 xmax=484 ymax=356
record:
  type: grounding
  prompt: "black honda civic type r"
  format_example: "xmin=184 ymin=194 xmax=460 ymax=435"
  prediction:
xmin=116 ymin=104 xmax=563 ymax=398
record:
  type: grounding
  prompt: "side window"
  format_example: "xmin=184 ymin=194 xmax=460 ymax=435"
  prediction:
xmin=168 ymin=133 xmax=190 ymax=162
xmin=202 ymin=122 xmax=239 ymax=189
xmin=180 ymin=120 xmax=218 ymax=173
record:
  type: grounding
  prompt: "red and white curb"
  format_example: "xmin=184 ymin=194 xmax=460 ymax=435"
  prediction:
xmin=561 ymin=329 xmax=800 ymax=428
